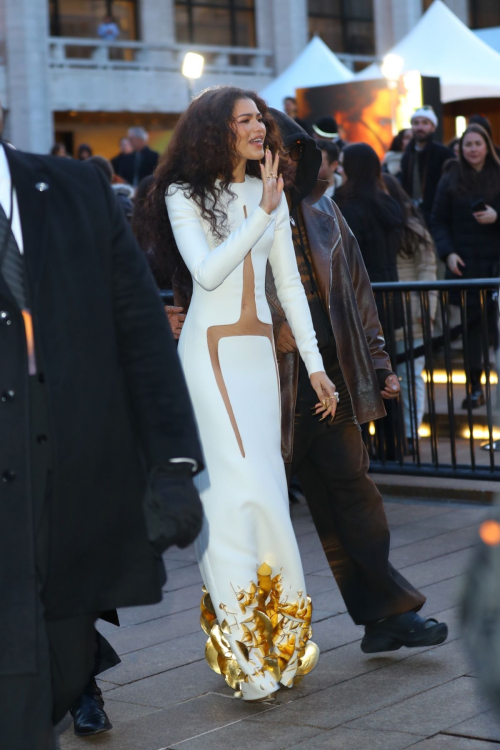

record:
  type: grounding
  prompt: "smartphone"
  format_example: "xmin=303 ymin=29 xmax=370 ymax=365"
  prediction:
xmin=471 ymin=198 xmax=487 ymax=213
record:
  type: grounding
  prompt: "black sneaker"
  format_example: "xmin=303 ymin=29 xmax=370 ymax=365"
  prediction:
xmin=462 ymin=390 xmax=485 ymax=410
xmin=361 ymin=612 xmax=448 ymax=654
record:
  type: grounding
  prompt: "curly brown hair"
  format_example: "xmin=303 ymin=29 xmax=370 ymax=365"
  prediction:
xmin=143 ymin=85 xmax=283 ymax=289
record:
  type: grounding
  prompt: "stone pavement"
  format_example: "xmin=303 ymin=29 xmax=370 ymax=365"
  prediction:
xmin=59 ymin=498 xmax=500 ymax=750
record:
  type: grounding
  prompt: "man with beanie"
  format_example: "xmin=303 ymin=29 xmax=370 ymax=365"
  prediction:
xmin=401 ymin=106 xmax=454 ymax=225
xmin=267 ymin=108 xmax=449 ymax=653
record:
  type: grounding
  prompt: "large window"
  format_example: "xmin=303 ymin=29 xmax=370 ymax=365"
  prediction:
xmin=469 ymin=0 xmax=500 ymax=29
xmin=175 ymin=0 xmax=256 ymax=47
xmin=50 ymin=0 xmax=138 ymax=39
xmin=308 ymin=0 xmax=374 ymax=57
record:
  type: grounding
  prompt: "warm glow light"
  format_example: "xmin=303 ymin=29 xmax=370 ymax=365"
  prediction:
xmin=369 ymin=421 xmax=376 ymax=436
xmin=456 ymin=116 xmax=467 ymax=138
xmin=182 ymin=52 xmax=205 ymax=79
xmin=479 ymin=520 xmax=500 ymax=546
xmin=462 ymin=427 xmax=500 ymax=440
xmin=381 ymin=54 xmax=404 ymax=82
xmin=422 ymin=370 xmax=498 ymax=385
xmin=418 ymin=425 xmax=431 ymax=438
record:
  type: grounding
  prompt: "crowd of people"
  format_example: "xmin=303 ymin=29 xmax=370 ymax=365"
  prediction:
xmin=50 ymin=100 xmax=500 ymax=445
xmin=286 ymin=99 xmax=500 ymax=429
xmin=4 ymin=85 xmax=500 ymax=748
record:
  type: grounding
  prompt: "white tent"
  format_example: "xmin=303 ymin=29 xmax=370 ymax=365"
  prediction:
xmin=357 ymin=0 xmax=500 ymax=103
xmin=260 ymin=36 xmax=354 ymax=110
xmin=474 ymin=27 xmax=500 ymax=55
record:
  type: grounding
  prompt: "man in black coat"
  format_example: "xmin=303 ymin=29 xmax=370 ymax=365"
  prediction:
xmin=400 ymin=106 xmax=455 ymax=226
xmin=114 ymin=127 xmax=159 ymax=186
xmin=0 ymin=141 xmax=203 ymax=749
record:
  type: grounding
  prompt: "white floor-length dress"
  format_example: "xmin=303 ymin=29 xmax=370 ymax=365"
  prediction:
xmin=166 ymin=175 xmax=325 ymax=700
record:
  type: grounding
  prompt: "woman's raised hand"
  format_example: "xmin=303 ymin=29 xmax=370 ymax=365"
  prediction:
xmin=259 ymin=148 xmax=284 ymax=215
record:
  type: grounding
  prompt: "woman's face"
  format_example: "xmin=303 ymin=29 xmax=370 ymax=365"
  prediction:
xmin=401 ymin=129 xmax=412 ymax=151
xmin=232 ymin=98 xmax=266 ymax=162
xmin=462 ymin=132 xmax=488 ymax=171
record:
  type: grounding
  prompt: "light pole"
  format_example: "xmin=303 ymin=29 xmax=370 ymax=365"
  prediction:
xmin=381 ymin=54 xmax=404 ymax=136
xmin=182 ymin=52 xmax=205 ymax=103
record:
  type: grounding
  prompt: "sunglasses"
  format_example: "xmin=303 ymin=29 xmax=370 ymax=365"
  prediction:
xmin=283 ymin=143 xmax=305 ymax=161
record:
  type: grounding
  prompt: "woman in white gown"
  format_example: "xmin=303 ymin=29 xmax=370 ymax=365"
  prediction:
xmin=152 ymin=87 xmax=337 ymax=701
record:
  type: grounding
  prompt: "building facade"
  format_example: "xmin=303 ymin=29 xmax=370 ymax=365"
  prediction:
xmin=1 ymin=0 xmax=499 ymax=155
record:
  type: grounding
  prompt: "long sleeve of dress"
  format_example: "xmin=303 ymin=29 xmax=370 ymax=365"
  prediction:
xmin=165 ymin=186 xmax=275 ymax=291
xmin=268 ymin=198 xmax=325 ymax=377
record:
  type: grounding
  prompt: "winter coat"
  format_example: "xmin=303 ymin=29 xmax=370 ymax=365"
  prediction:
xmin=431 ymin=170 xmax=500 ymax=279
xmin=0 ymin=146 xmax=203 ymax=676
xmin=265 ymin=110 xmax=390 ymax=459
xmin=335 ymin=190 xmax=403 ymax=285
xmin=401 ymin=138 xmax=455 ymax=225
xmin=430 ymin=168 xmax=500 ymax=290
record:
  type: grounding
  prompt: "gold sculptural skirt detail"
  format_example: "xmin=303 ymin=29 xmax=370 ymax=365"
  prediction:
xmin=200 ymin=563 xmax=319 ymax=697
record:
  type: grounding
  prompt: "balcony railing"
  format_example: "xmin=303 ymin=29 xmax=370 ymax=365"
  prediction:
xmin=48 ymin=37 xmax=274 ymax=76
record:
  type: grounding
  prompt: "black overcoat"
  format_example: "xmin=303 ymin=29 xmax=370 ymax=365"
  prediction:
xmin=114 ymin=146 xmax=159 ymax=184
xmin=0 ymin=147 xmax=202 ymax=676
xmin=400 ymin=138 xmax=454 ymax=225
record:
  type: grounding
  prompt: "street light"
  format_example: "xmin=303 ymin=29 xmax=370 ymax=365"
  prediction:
xmin=182 ymin=51 xmax=205 ymax=101
xmin=381 ymin=53 xmax=404 ymax=82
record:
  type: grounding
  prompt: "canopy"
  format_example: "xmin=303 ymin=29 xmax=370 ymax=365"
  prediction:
xmin=357 ymin=0 xmax=500 ymax=103
xmin=260 ymin=36 xmax=354 ymax=110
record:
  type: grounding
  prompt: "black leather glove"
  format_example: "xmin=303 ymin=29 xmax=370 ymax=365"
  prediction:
xmin=143 ymin=465 xmax=203 ymax=555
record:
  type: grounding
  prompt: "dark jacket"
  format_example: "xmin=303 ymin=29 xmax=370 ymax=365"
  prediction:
xmin=335 ymin=190 xmax=402 ymax=285
xmin=400 ymin=137 xmax=455 ymax=224
xmin=431 ymin=167 xmax=500 ymax=276
xmin=430 ymin=166 xmax=500 ymax=303
xmin=0 ymin=147 xmax=202 ymax=676
xmin=266 ymin=110 xmax=390 ymax=462
xmin=113 ymin=145 xmax=159 ymax=185
xmin=111 ymin=151 xmax=129 ymax=178
xmin=335 ymin=187 xmax=404 ymax=332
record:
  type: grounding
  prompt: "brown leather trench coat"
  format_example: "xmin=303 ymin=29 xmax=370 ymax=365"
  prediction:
xmin=266 ymin=183 xmax=391 ymax=463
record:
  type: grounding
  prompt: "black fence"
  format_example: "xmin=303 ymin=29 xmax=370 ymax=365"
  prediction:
xmin=161 ymin=280 xmax=500 ymax=481
xmin=368 ymin=279 xmax=500 ymax=480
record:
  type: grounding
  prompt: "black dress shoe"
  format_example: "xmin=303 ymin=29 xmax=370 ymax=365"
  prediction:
xmin=70 ymin=678 xmax=112 ymax=737
xmin=462 ymin=390 xmax=485 ymax=410
xmin=361 ymin=611 xmax=448 ymax=654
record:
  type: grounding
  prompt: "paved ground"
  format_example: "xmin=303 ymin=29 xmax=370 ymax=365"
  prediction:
xmin=59 ymin=497 xmax=500 ymax=750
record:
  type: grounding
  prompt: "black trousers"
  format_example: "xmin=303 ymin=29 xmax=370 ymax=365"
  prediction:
xmin=0 ymin=376 xmax=114 ymax=749
xmin=467 ymin=301 xmax=499 ymax=391
xmin=290 ymin=348 xmax=425 ymax=625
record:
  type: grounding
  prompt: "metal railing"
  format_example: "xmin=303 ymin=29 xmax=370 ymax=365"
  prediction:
xmin=47 ymin=37 xmax=274 ymax=75
xmin=161 ymin=279 xmax=500 ymax=481
xmin=367 ymin=279 xmax=500 ymax=480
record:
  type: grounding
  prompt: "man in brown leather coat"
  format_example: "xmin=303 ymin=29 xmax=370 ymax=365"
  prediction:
xmin=269 ymin=109 xmax=448 ymax=652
